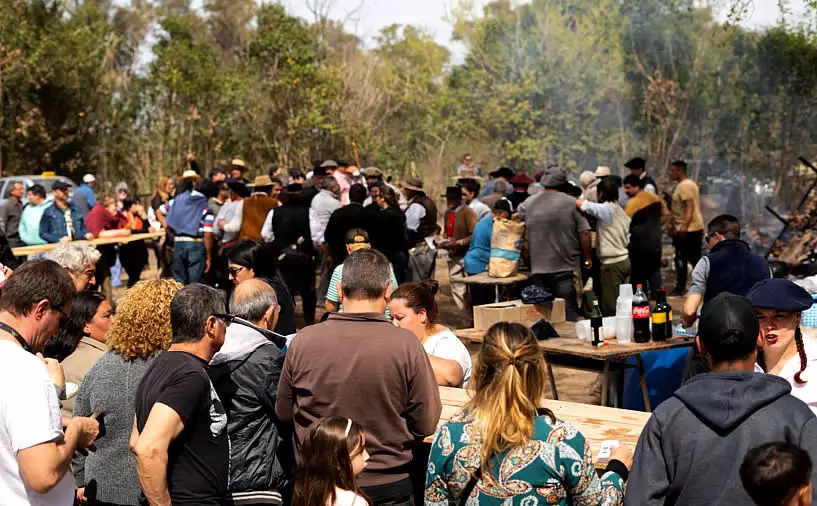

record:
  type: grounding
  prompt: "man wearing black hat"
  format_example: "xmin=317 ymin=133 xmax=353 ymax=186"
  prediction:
xmin=483 ymin=167 xmax=515 ymax=200
xmin=437 ymin=186 xmax=477 ymax=326
xmin=625 ymin=292 xmax=817 ymax=506
xmin=624 ymin=157 xmax=658 ymax=194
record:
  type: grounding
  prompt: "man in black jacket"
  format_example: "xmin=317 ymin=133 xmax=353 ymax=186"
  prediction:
xmin=209 ymin=278 xmax=291 ymax=506
xmin=269 ymin=185 xmax=317 ymax=325
xmin=324 ymin=183 xmax=377 ymax=266
xmin=624 ymin=175 xmax=665 ymax=298
xmin=625 ymin=293 xmax=817 ymax=506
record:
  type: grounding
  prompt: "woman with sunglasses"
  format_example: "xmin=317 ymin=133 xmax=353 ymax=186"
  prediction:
xmin=227 ymin=240 xmax=297 ymax=335
xmin=748 ymin=278 xmax=817 ymax=414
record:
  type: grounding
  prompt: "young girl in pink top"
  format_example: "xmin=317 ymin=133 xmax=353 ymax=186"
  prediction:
xmin=294 ymin=416 xmax=370 ymax=506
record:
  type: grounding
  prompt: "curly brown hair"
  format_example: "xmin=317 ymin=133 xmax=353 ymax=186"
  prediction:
xmin=107 ymin=279 xmax=182 ymax=361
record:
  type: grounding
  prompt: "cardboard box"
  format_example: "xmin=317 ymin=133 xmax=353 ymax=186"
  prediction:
xmin=473 ymin=299 xmax=566 ymax=330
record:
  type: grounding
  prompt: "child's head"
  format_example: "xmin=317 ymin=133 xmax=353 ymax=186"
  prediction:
xmin=294 ymin=417 xmax=369 ymax=506
xmin=741 ymin=442 xmax=813 ymax=506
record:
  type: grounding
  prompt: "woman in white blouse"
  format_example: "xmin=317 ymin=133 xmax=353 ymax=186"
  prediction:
xmin=389 ymin=280 xmax=472 ymax=387
xmin=747 ymin=278 xmax=817 ymax=414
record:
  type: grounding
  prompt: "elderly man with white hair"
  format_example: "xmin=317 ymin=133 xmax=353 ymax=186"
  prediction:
xmin=209 ymin=278 xmax=288 ymax=506
xmin=47 ymin=242 xmax=101 ymax=292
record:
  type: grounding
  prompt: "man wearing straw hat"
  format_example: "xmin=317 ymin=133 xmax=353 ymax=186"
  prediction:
xmin=229 ymin=158 xmax=249 ymax=184
xmin=158 ymin=169 xmax=215 ymax=284
xmin=401 ymin=177 xmax=438 ymax=282
xmin=220 ymin=175 xmax=282 ymax=243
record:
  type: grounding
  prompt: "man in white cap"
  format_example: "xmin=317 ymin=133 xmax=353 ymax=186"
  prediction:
xmin=72 ymin=174 xmax=97 ymax=218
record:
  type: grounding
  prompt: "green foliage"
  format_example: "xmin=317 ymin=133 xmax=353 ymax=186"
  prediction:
xmin=3 ymin=0 xmax=817 ymax=197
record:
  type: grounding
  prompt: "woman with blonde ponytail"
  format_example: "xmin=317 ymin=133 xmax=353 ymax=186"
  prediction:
xmin=425 ymin=322 xmax=630 ymax=505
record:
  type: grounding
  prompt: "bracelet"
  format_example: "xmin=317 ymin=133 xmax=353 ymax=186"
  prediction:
xmin=606 ymin=459 xmax=629 ymax=482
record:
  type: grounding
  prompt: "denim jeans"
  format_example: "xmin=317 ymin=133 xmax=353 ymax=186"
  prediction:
xmin=172 ymin=241 xmax=206 ymax=285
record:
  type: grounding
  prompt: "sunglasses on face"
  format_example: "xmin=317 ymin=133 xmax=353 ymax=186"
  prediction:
xmin=228 ymin=266 xmax=246 ymax=277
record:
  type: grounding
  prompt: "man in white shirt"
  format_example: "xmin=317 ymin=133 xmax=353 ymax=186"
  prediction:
xmin=310 ymin=176 xmax=342 ymax=303
xmin=0 ymin=260 xmax=100 ymax=505
xmin=458 ymin=178 xmax=491 ymax=221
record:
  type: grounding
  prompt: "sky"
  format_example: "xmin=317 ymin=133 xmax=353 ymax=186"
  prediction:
xmin=281 ymin=0 xmax=810 ymax=58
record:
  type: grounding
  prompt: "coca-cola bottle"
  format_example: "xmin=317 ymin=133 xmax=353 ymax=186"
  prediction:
xmin=632 ymin=284 xmax=651 ymax=343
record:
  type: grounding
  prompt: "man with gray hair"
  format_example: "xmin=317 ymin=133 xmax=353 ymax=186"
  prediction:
xmin=132 ymin=284 xmax=229 ymax=505
xmin=309 ymin=175 xmax=341 ymax=304
xmin=210 ymin=278 xmax=289 ymax=506
xmin=47 ymin=242 xmax=102 ymax=292
xmin=277 ymin=249 xmax=441 ymax=506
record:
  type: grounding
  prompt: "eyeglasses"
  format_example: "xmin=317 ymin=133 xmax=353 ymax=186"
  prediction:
xmin=227 ymin=266 xmax=246 ymax=277
xmin=213 ymin=313 xmax=237 ymax=326
xmin=47 ymin=300 xmax=71 ymax=329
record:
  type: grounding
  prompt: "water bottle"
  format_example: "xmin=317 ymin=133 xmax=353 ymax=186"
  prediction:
xmin=615 ymin=284 xmax=633 ymax=343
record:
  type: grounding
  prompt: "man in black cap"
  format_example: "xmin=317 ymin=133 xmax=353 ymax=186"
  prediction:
xmin=625 ymin=157 xmax=658 ymax=194
xmin=626 ymin=292 xmax=817 ymax=506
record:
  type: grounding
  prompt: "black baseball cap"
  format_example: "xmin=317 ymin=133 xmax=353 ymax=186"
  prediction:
xmin=52 ymin=180 xmax=71 ymax=191
xmin=698 ymin=292 xmax=759 ymax=363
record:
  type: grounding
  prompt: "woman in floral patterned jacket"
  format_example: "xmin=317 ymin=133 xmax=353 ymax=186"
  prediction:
xmin=425 ymin=322 xmax=630 ymax=505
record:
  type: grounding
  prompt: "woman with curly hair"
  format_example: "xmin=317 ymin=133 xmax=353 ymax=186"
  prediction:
xmin=72 ymin=279 xmax=182 ymax=505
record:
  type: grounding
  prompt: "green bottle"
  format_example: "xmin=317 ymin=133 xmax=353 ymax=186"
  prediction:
xmin=590 ymin=299 xmax=604 ymax=347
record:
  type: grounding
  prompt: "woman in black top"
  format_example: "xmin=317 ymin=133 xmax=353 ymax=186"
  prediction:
xmin=374 ymin=186 xmax=409 ymax=285
xmin=227 ymin=240 xmax=297 ymax=336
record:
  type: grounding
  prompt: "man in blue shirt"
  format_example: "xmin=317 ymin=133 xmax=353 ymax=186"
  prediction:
xmin=72 ymin=174 xmax=97 ymax=218
xmin=40 ymin=181 xmax=92 ymax=243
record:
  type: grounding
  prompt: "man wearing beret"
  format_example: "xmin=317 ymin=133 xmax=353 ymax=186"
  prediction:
xmin=626 ymin=292 xmax=817 ymax=506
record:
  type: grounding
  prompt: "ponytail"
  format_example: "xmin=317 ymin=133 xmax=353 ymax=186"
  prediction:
xmin=468 ymin=322 xmax=553 ymax=475
xmin=795 ymin=327 xmax=808 ymax=385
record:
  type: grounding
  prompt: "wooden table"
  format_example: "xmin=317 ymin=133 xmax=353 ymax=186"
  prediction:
xmin=461 ymin=272 xmax=529 ymax=302
xmin=428 ymin=386 xmax=650 ymax=467
xmin=455 ymin=322 xmax=695 ymax=412
xmin=12 ymin=231 xmax=165 ymax=257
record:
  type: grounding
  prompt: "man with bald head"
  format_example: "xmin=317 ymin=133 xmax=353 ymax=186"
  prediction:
xmin=209 ymin=278 xmax=290 ymax=506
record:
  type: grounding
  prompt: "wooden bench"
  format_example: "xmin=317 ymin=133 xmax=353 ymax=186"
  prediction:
xmin=12 ymin=231 xmax=166 ymax=257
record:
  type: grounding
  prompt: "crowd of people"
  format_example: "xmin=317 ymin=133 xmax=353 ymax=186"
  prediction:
xmin=3 ymin=152 xmax=817 ymax=506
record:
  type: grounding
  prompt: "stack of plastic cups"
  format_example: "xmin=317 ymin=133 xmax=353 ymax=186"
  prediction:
xmin=615 ymin=284 xmax=634 ymax=343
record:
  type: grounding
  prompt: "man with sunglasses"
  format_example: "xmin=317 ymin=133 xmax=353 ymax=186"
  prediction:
xmin=132 ymin=284 xmax=229 ymax=506
xmin=0 ymin=260 xmax=100 ymax=505
xmin=681 ymin=214 xmax=771 ymax=380
xmin=210 ymin=279 xmax=289 ymax=506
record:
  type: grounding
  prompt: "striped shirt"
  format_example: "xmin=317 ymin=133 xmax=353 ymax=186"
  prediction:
xmin=158 ymin=191 xmax=214 ymax=236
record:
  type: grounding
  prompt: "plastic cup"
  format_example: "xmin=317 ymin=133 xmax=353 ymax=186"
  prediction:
xmin=575 ymin=320 xmax=591 ymax=341
xmin=619 ymin=284 xmax=633 ymax=299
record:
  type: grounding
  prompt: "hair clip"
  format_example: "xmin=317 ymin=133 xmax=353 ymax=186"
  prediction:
xmin=345 ymin=418 xmax=352 ymax=436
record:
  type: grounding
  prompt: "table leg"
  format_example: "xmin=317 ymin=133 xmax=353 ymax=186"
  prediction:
xmin=544 ymin=353 xmax=559 ymax=400
xmin=601 ymin=360 xmax=610 ymax=407
xmin=636 ymin=354 xmax=652 ymax=412
xmin=494 ymin=284 xmax=500 ymax=303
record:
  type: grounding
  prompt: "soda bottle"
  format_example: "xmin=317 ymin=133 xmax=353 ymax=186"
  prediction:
xmin=632 ymin=284 xmax=651 ymax=343
xmin=652 ymin=288 xmax=671 ymax=341
xmin=590 ymin=298 xmax=604 ymax=347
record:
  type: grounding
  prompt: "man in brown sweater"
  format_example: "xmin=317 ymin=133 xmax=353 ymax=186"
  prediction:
xmin=437 ymin=185 xmax=478 ymax=327
xmin=276 ymin=249 xmax=441 ymax=505
xmin=220 ymin=175 xmax=281 ymax=242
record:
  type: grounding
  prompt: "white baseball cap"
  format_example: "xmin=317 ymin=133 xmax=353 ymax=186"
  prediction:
xmin=83 ymin=174 xmax=96 ymax=183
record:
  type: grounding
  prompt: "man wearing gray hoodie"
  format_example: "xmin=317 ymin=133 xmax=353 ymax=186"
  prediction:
xmin=209 ymin=279 xmax=290 ymax=506
xmin=625 ymin=292 xmax=817 ymax=506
